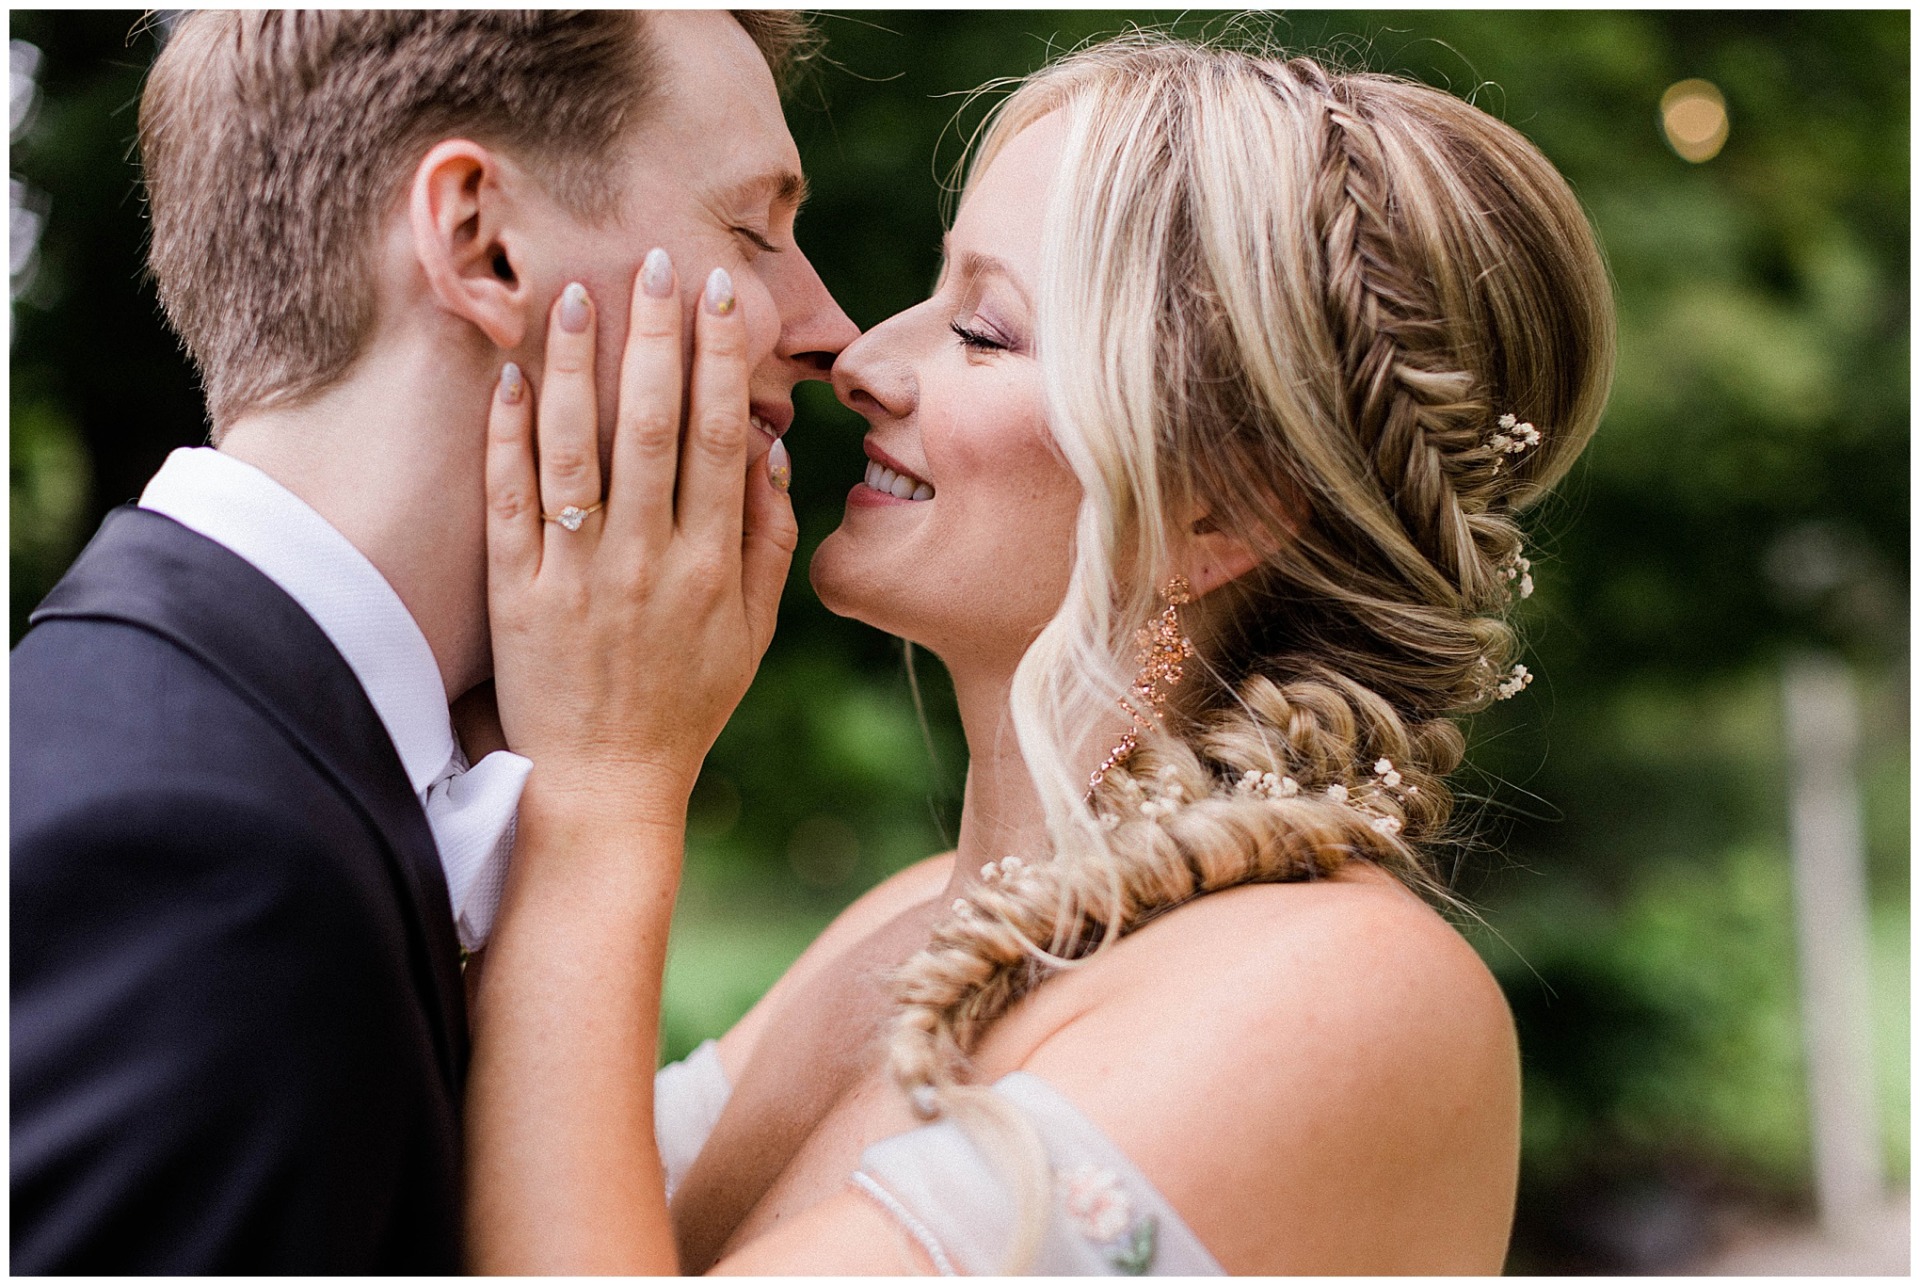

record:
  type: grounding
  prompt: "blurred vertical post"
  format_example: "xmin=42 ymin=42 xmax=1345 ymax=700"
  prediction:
xmin=1780 ymin=652 xmax=1881 ymax=1241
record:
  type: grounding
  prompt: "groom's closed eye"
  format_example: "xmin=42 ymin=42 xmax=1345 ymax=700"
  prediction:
xmin=733 ymin=227 xmax=781 ymax=254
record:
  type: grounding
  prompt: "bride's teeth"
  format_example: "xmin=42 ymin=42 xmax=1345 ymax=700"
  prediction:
xmin=750 ymin=414 xmax=771 ymax=436
xmin=863 ymin=457 xmax=934 ymax=500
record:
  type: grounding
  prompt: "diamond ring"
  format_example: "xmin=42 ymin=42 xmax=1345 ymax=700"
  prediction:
xmin=541 ymin=501 xmax=604 ymax=532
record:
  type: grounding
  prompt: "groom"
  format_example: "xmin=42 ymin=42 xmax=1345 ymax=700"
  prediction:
xmin=10 ymin=11 xmax=854 ymax=1274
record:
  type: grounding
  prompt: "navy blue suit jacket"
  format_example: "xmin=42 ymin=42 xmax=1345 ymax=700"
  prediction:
xmin=11 ymin=507 xmax=468 ymax=1273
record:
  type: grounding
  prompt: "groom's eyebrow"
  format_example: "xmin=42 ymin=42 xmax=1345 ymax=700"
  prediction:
xmin=717 ymin=168 xmax=810 ymax=214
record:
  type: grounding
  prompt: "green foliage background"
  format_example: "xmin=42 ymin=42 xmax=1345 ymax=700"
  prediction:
xmin=9 ymin=9 xmax=1908 ymax=1272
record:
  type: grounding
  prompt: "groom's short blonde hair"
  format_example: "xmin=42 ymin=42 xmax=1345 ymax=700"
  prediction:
xmin=139 ymin=11 xmax=814 ymax=430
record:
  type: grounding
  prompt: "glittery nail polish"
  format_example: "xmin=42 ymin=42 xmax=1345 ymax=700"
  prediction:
xmin=704 ymin=266 xmax=735 ymax=316
xmin=768 ymin=437 xmax=791 ymax=492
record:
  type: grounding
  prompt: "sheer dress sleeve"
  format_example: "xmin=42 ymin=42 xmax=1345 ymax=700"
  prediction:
xmin=653 ymin=1039 xmax=732 ymax=1204
xmin=850 ymin=1072 xmax=1225 ymax=1276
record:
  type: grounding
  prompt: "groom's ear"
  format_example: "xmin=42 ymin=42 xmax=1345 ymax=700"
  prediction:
xmin=408 ymin=139 xmax=532 ymax=350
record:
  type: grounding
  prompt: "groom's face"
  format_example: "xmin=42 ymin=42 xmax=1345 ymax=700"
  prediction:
xmin=523 ymin=11 xmax=856 ymax=458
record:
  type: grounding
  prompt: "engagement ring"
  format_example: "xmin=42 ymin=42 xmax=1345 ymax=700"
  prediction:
xmin=542 ymin=502 xmax=603 ymax=532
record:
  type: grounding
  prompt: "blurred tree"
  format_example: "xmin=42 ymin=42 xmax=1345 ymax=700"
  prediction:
xmin=10 ymin=12 xmax=202 ymax=637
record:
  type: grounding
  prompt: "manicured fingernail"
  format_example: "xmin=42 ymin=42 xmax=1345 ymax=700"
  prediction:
xmin=641 ymin=248 xmax=673 ymax=299
xmin=559 ymin=281 xmax=591 ymax=333
xmin=704 ymin=266 xmax=735 ymax=316
xmin=499 ymin=362 xmax=524 ymax=404
xmin=768 ymin=437 xmax=791 ymax=492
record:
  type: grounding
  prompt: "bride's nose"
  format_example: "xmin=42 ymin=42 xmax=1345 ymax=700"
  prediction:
xmin=829 ymin=315 xmax=919 ymax=422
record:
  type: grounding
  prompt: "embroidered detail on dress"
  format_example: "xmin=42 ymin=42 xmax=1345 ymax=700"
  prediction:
xmin=1060 ymin=1164 xmax=1132 ymax=1242
xmin=1111 ymin=1215 xmax=1160 ymax=1276
xmin=1058 ymin=1163 xmax=1159 ymax=1274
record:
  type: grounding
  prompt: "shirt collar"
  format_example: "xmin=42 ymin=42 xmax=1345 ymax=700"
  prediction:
xmin=139 ymin=447 xmax=456 ymax=797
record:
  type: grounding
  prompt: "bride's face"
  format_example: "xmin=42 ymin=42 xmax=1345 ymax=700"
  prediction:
xmin=810 ymin=112 xmax=1081 ymax=671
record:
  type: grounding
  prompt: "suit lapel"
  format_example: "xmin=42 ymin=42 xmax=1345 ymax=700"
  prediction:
xmin=31 ymin=506 xmax=469 ymax=1089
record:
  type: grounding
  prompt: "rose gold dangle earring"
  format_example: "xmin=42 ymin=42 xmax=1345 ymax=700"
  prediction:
xmin=1087 ymin=576 xmax=1197 ymax=799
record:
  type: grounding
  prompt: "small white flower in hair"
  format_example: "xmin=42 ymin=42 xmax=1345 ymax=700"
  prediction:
xmin=1501 ymin=553 xmax=1535 ymax=600
xmin=1139 ymin=798 xmax=1177 ymax=821
xmin=1491 ymin=413 xmax=1541 ymax=460
xmin=980 ymin=860 xmax=1000 ymax=882
xmin=999 ymin=855 xmax=1023 ymax=874
xmin=909 ymin=1085 xmax=942 ymax=1120
xmin=951 ymin=897 xmax=973 ymax=918
xmin=1495 ymin=663 xmax=1534 ymax=700
xmin=1372 ymin=816 xmax=1404 ymax=837
xmin=1372 ymin=758 xmax=1404 ymax=788
xmin=1098 ymin=813 xmax=1121 ymax=831
xmin=1240 ymin=770 xmax=1300 ymax=802
xmin=1325 ymin=783 xmax=1349 ymax=804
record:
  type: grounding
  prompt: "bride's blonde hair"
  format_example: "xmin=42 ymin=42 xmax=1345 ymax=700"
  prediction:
xmin=884 ymin=33 xmax=1613 ymax=1266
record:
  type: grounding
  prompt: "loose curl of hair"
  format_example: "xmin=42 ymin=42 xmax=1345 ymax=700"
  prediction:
xmin=880 ymin=33 xmax=1614 ymax=1270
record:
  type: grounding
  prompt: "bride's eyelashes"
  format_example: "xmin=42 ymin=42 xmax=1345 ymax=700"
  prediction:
xmin=950 ymin=320 xmax=1011 ymax=353
xmin=949 ymin=321 xmax=1003 ymax=352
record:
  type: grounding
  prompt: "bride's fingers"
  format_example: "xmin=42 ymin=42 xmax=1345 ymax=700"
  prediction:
xmin=535 ymin=281 xmax=604 ymax=566
xmin=607 ymin=249 xmax=684 ymax=557
xmin=679 ymin=267 xmax=750 ymax=561
xmin=740 ymin=438 xmax=798 ymax=661
xmin=485 ymin=361 xmax=542 ymax=592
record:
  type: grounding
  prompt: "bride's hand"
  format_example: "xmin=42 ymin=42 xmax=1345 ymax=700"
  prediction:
xmin=483 ymin=255 xmax=796 ymax=825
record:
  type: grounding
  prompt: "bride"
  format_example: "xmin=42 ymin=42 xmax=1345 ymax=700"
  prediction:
xmin=463 ymin=34 xmax=1614 ymax=1275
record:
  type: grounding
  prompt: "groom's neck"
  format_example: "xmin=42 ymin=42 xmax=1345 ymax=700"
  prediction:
xmin=217 ymin=332 xmax=494 ymax=704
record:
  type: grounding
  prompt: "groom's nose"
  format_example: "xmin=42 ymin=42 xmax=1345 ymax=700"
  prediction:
xmin=770 ymin=249 xmax=860 ymax=380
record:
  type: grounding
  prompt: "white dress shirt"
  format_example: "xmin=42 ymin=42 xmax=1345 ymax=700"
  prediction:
xmin=140 ymin=446 xmax=528 ymax=949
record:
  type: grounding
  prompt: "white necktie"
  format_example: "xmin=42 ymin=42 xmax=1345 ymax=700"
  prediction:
xmin=423 ymin=743 xmax=533 ymax=952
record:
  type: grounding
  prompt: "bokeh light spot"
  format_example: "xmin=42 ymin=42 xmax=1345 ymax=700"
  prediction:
xmin=1660 ymin=78 xmax=1729 ymax=163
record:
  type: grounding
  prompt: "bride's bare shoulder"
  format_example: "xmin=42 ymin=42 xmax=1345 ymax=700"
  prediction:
xmin=713 ymin=852 xmax=954 ymax=1074
xmin=1021 ymin=867 xmax=1520 ymax=1272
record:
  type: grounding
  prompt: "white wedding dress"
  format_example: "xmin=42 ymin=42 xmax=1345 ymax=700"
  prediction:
xmin=655 ymin=1041 xmax=1225 ymax=1275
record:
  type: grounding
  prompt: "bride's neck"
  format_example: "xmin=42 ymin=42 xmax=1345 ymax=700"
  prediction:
xmin=942 ymin=661 xmax=1061 ymax=901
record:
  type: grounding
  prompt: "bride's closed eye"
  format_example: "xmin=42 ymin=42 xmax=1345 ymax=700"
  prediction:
xmin=949 ymin=320 xmax=1009 ymax=352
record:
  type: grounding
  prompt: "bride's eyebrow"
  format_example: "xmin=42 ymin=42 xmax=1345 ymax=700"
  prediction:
xmin=938 ymin=234 xmax=1030 ymax=304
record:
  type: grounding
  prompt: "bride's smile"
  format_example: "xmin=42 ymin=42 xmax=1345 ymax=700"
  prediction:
xmin=812 ymin=111 xmax=1082 ymax=667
